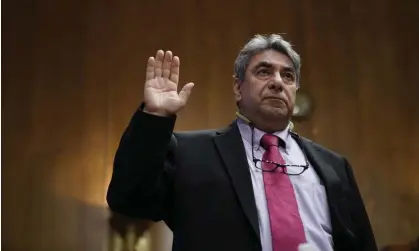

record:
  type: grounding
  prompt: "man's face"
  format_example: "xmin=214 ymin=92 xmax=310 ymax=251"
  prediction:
xmin=234 ymin=49 xmax=298 ymax=124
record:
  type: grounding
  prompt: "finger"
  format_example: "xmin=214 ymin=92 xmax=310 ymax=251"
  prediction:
xmin=154 ymin=50 xmax=164 ymax=77
xmin=178 ymin=82 xmax=194 ymax=103
xmin=169 ymin=56 xmax=180 ymax=84
xmin=146 ymin=57 xmax=155 ymax=81
xmin=162 ymin=51 xmax=173 ymax=79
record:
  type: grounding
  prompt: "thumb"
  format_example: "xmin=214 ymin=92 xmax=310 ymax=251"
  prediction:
xmin=179 ymin=82 xmax=194 ymax=103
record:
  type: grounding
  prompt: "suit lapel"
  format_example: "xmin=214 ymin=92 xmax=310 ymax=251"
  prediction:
xmin=296 ymin=136 xmax=352 ymax=235
xmin=213 ymin=122 xmax=261 ymax=243
xmin=295 ymin=136 xmax=342 ymax=202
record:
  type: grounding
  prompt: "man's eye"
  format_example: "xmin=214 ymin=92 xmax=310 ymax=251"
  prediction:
xmin=282 ymin=72 xmax=295 ymax=81
xmin=257 ymin=69 xmax=270 ymax=75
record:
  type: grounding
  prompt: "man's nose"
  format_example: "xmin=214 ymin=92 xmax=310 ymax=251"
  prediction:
xmin=268 ymin=72 xmax=284 ymax=91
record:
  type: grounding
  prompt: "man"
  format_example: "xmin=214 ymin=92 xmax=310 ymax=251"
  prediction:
xmin=107 ymin=34 xmax=377 ymax=251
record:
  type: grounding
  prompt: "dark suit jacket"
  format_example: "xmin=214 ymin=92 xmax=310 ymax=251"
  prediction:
xmin=107 ymin=110 xmax=378 ymax=251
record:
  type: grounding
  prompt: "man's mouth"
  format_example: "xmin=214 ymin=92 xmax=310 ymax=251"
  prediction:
xmin=263 ymin=97 xmax=287 ymax=107
xmin=264 ymin=97 xmax=284 ymax=102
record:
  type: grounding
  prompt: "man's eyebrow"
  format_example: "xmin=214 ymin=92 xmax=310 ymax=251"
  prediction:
xmin=253 ymin=61 xmax=274 ymax=69
xmin=252 ymin=61 xmax=296 ymax=72
xmin=283 ymin=66 xmax=296 ymax=73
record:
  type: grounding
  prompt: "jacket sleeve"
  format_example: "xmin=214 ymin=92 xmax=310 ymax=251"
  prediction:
xmin=106 ymin=109 xmax=177 ymax=222
xmin=344 ymin=158 xmax=378 ymax=251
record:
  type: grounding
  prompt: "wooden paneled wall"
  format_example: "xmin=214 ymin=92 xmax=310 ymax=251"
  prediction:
xmin=2 ymin=0 xmax=419 ymax=250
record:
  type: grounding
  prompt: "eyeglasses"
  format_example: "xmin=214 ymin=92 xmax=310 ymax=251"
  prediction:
xmin=250 ymin=126 xmax=309 ymax=175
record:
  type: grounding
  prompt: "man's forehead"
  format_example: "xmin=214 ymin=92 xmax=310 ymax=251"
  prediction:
xmin=249 ymin=50 xmax=294 ymax=69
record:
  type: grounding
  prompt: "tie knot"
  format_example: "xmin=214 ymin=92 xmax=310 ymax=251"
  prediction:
xmin=261 ymin=134 xmax=284 ymax=150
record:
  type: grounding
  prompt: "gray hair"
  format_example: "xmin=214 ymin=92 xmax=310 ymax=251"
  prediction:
xmin=233 ymin=34 xmax=301 ymax=85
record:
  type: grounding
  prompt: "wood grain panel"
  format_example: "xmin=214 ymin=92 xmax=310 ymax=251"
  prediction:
xmin=2 ymin=0 xmax=418 ymax=250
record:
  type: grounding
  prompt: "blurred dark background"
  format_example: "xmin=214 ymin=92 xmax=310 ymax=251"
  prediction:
xmin=2 ymin=0 xmax=419 ymax=250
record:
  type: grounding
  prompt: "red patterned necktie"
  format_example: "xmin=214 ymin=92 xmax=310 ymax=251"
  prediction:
xmin=260 ymin=134 xmax=306 ymax=251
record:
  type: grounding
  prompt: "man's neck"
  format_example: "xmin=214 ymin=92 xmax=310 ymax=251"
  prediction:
xmin=247 ymin=114 xmax=289 ymax=133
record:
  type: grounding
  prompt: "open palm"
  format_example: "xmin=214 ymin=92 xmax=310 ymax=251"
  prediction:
xmin=144 ymin=50 xmax=194 ymax=116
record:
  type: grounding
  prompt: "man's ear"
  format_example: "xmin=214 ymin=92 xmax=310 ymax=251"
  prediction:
xmin=233 ymin=77 xmax=242 ymax=102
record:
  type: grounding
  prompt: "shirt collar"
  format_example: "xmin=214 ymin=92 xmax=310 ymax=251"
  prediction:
xmin=236 ymin=118 xmax=292 ymax=153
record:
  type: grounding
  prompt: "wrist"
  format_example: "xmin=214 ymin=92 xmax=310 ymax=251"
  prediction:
xmin=140 ymin=103 xmax=173 ymax=117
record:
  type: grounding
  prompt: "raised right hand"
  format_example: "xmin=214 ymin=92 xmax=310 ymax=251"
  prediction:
xmin=143 ymin=50 xmax=194 ymax=117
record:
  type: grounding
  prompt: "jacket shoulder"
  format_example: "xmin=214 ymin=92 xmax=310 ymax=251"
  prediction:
xmin=300 ymin=136 xmax=346 ymax=162
xmin=173 ymin=128 xmax=221 ymax=139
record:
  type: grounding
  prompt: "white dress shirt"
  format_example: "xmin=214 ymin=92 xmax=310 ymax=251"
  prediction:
xmin=237 ymin=119 xmax=334 ymax=251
